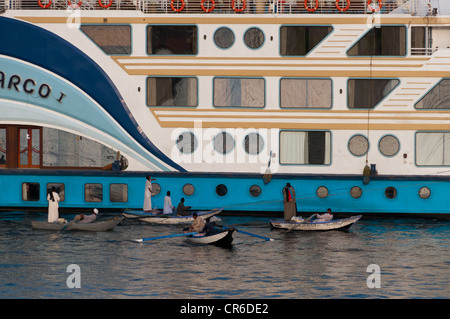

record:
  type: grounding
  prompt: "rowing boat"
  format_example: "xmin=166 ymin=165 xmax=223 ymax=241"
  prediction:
xmin=186 ymin=228 xmax=235 ymax=248
xmin=269 ymin=215 xmax=362 ymax=231
xmin=122 ymin=208 xmax=223 ymax=225
xmin=31 ymin=217 xmax=123 ymax=231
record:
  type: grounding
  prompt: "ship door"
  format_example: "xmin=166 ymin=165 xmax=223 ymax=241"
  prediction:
xmin=18 ymin=127 xmax=42 ymax=168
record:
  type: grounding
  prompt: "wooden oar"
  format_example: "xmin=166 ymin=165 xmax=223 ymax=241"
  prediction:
xmin=300 ymin=214 xmax=316 ymax=224
xmin=236 ymin=229 xmax=274 ymax=241
xmin=59 ymin=219 xmax=76 ymax=231
xmin=134 ymin=232 xmax=197 ymax=242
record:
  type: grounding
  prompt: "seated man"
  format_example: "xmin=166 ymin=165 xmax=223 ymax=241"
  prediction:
xmin=201 ymin=218 xmax=217 ymax=235
xmin=315 ymin=208 xmax=333 ymax=222
xmin=187 ymin=213 xmax=205 ymax=233
xmin=75 ymin=208 xmax=99 ymax=224
xmin=176 ymin=198 xmax=191 ymax=216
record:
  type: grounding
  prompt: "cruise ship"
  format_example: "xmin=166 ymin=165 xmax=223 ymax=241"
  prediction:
xmin=1 ymin=0 xmax=449 ymax=217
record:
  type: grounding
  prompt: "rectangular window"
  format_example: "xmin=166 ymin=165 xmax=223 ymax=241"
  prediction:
xmin=280 ymin=26 xmax=332 ymax=56
xmin=347 ymin=26 xmax=406 ymax=56
xmin=280 ymin=78 xmax=332 ymax=108
xmin=22 ymin=182 xmax=40 ymax=201
xmin=348 ymin=79 xmax=399 ymax=109
xmin=416 ymin=132 xmax=450 ymax=166
xmin=110 ymin=184 xmax=128 ymax=203
xmin=47 ymin=183 xmax=65 ymax=202
xmin=80 ymin=25 xmax=132 ymax=55
xmin=415 ymin=79 xmax=450 ymax=109
xmin=0 ymin=128 xmax=6 ymax=166
xmin=147 ymin=77 xmax=198 ymax=107
xmin=280 ymin=131 xmax=331 ymax=165
xmin=85 ymin=183 xmax=103 ymax=202
xmin=213 ymin=77 xmax=265 ymax=108
xmin=147 ymin=25 xmax=197 ymax=55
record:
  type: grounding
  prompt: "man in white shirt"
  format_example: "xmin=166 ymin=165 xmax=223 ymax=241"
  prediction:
xmin=163 ymin=191 xmax=174 ymax=214
xmin=315 ymin=208 xmax=333 ymax=222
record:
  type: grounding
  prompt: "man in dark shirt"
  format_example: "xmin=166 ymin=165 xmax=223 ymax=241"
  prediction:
xmin=176 ymin=198 xmax=191 ymax=216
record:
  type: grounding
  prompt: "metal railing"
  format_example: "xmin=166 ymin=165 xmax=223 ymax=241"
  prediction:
xmin=1 ymin=0 xmax=434 ymax=15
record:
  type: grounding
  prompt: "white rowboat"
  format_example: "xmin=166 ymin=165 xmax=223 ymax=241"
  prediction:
xmin=122 ymin=208 xmax=222 ymax=224
xmin=269 ymin=215 xmax=362 ymax=231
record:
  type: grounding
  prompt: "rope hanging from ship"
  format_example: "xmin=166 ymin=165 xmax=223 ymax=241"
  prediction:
xmin=232 ymin=0 xmax=246 ymax=13
xmin=201 ymin=0 xmax=215 ymax=13
xmin=304 ymin=0 xmax=319 ymax=12
xmin=170 ymin=0 xmax=185 ymax=12
xmin=336 ymin=0 xmax=350 ymax=12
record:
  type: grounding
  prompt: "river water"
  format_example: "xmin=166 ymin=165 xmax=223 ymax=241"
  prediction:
xmin=0 ymin=211 xmax=448 ymax=300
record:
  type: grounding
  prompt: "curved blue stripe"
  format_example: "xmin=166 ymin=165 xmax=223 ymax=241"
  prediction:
xmin=0 ymin=17 xmax=185 ymax=172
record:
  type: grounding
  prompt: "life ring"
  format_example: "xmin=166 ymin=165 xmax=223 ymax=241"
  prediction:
xmin=367 ymin=0 xmax=382 ymax=12
xmin=38 ymin=0 xmax=52 ymax=8
xmin=336 ymin=0 xmax=350 ymax=12
xmin=68 ymin=0 xmax=82 ymax=8
xmin=201 ymin=0 xmax=215 ymax=12
xmin=170 ymin=0 xmax=185 ymax=12
xmin=232 ymin=0 xmax=246 ymax=13
xmin=98 ymin=0 xmax=112 ymax=8
xmin=304 ymin=0 xmax=319 ymax=12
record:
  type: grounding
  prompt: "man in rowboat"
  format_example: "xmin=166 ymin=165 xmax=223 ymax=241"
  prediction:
xmin=315 ymin=208 xmax=333 ymax=222
xmin=187 ymin=212 xmax=205 ymax=233
xmin=74 ymin=208 xmax=99 ymax=224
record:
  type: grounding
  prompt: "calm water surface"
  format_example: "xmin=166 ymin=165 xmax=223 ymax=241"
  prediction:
xmin=0 ymin=212 xmax=448 ymax=299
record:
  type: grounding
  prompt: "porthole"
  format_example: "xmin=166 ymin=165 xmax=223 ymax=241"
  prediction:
xmin=214 ymin=27 xmax=234 ymax=49
xmin=316 ymin=186 xmax=328 ymax=198
xmin=348 ymin=134 xmax=369 ymax=156
xmin=152 ymin=183 xmax=161 ymax=196
xmin=244 ymin=27 xmax=264 ymax=49
xmin=244 ymin=133 xmax=264 ymax=155
xmin=214 ymin=132 xmax=235 ymax=154
xmin=249 ymin=184 xmax=262 ymax=197
xmin=418 ymin=186 xmax=431 ymax=199
xmin=379 ymin=135 xmax=400 ymax=157
xmin=216 ymin=184 xmax=228 ymax=197
xmin=176 ymin=132 xmax=197 ymax=154
xmin=350 ymin=186 xmax=362 ymax=199
xmin=385 ymin=186 xmax=397 ymax=199
xmin=183 ymin=183 xmax=195 ymax=196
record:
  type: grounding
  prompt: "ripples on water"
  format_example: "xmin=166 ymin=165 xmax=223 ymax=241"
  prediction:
xmin=0 ymin=212 xmax=449 ymax=299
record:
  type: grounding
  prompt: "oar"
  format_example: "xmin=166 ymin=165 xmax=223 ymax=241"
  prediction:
xmin=236 ymin=229 xmax=274 ymax=242
xmin=300 ymin=214 xmax=316 ymax=224
xmin=134 ymin=232 xmax=197 ymax=242
xmin=59 ymin=219 xmax=76 ymax=231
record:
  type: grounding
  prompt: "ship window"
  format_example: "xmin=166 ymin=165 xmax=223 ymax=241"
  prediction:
xmin=47 ymin=183 xmax=65 ymax=202
xmin=317 ymin=186 xmax=328 ymax=198
xmin=22 ymin=183 xmax=40 ymax=201
xmin=416 ymin=132 xmax=450 ymax=166
xmin=280 ymin=26 xmax=332 ymax=56
xmin=80 ymin=25 xmax=131 ymax=55
xmin=152 ymin=183 xmax=161 ymax=196
xmin=418 ymin=186 xmax=431 ymax=199
xmin=280 ymin=131 xmax=331 ymax=165
xmin=280 ymin=78 xmax=332 ymax=108
xmin=385 ymin=186 xmax=397 ymax=199
xmin=176 ymin=132 xmax=198 ymax=154
xmin=347 ymin=26 xmax=406 ymax=56
xmin=350 ymin=186 xmax=362 ymax=199
xmin=147 ymin=77 xmax=198 ymax=107
xmin=147 ymin=25 xmax=198 ymax=55
xmin=249 ymin=185 xmax=262 ymax=197
xmin=214 ymin=27 xmax=234 ymax=49
xmin=348 ymin=79 xmax=399 ymax=109
xmin=348 ymin=134 xmax=369 ymax=157
xmin=110 ymin=184 xmax=128 ymax=203
xmin=415 ymin=79 xmax=450 ymax=109
xmin=214 ymin=132 xmax=235 ymax=154
xmin=244 ymin=133 xmax=264 ymax=155
xmin=0 ymin=128 xmax=6 ymax=166
xmin=183 ymin=183 xmax=195 ymax=196
xmin=379 ymin=135 xmax=400 ymax=157
xmin=85 ymin=184 xmax=103 ymax=202
xmin=215 ymin=184 xmax=228 ymax=197
xmin=42 ymin=128 xmax=121 ymax=168
xmin=213 ymin=77 xmax=265 ymax=108
xmin=244 ymin=27 xmax=264 ymax=49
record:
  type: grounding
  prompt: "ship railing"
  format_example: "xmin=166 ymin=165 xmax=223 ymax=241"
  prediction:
xmin=2 ymin=0 xmax=434 ymax=16
xmin=411 ymin=47 xmax=439 ymax=56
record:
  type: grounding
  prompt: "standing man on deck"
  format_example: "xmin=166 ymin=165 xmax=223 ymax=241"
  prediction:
xmin=283 ymin=183 xmax=297 ymax=221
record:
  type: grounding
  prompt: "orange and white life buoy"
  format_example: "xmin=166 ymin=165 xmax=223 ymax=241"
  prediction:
xmin=336 ymin=0 xmax=350 ymax=12
xmin=232 ymin=0 xmax=246 ymax=13
xmin=201 ymin=0 xmax=215 ymax=12
xmin=170 ymin=0 xmax=185 ymax=12
xmin=38 ymin=0 xmax=52 ymax=8
xmin=68 ymin=0 xmax=82 ymax=8
xmin=98 ymin=0 xmax=112 ymax=8
xmin=304 ymin=0 xmax=319 ymax=12
xmin=367 ymin=0 xmax=382 ymax=12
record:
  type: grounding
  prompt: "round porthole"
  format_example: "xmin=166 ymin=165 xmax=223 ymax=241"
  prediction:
xmin=176 ymin=132 xmax=197 ymax=154
xmin=348 ymin=134 xmax=369 ymax=156
xmin=183 ymin=183 xmax=195 ymax=196
xmin=152 ymin=183 xmax=161 ymax=196
xmin=214 ymin=27 xmax=235 ymax=49
xmin=216 ymin=184 xmax=228 ymax=197
xmin=244 ymin=27 xmax=264 ymax=49
xmin=385 ymin=186 xmax=397 ymax=199
xmin=379 ymin=135 xmax=400 ymax=157
xmin=418 ymin=186 xmax=431 ymax=199
xmin=214 ymin=132 xmax=235 ymax=154
xmin=317 ymin=186 xmax=328 ymax=198
xmin=249 ymin=184 xmax=262 ymax=197
xmin=350 ymin=186 xmax=362 ymax=199
xmin=244 ymin=133 xmax=264 ymax=155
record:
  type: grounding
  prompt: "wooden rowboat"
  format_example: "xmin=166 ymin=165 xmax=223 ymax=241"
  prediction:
xmin=269 ymin=215 xmax=362 ymax=231
xmin=31 ymin=217 xmax=123 ymax=231
xmin=185 ymin=227 xmax=235 ymax=248
xmin=122 ymin=208 xmax=223 ymax=225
